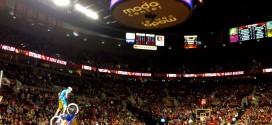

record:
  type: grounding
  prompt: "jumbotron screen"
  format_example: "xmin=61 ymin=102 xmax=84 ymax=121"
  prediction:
xmin=230 ymin=21 xmax=272 ymax=43
xmin=184 ymin=35 xmax=201 ymax=49
xmin=126 ymin=32 xmax=165 ymax=50
xmin=126 ymin=33 xmax=135 ymax=44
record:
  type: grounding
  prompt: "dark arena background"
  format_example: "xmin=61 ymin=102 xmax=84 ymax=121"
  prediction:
xmin=1 ymin=0 xmax=272 ymax=124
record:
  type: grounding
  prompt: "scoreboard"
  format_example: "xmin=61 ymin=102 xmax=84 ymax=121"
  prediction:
xmin=238 ymin=22 xmax=266 ymax=41
xmin=145 ymin=34 xmax=156 ymax=46
xmin=135 ymin=33 xmax=155 ymax=45
xmin=135 ymin=33 xmax=145 ymax=45
xmin=230 ymin=21 xmax=272 ymax=43
xmin=126 ymin=32 xmax=165 ymax=50
xmin=184 ymin=35 xmax=201 ymax=49
xmin=126 ymin=33 xmax=135 ymax=44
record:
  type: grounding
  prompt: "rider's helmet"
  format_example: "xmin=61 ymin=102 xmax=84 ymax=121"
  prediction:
xmin=68 ymin=87 xmax=72 ymax=92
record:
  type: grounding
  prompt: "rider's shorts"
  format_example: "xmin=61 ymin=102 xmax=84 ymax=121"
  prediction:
xmin=58 ymin=99 xmax=67 ymax=109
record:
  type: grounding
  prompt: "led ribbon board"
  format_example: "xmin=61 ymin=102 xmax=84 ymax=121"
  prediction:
xmin=110 ymin=0 xmax=193 ymax=29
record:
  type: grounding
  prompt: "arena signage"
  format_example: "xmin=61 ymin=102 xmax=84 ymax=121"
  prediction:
xmin=141 ymin=15 xmax=177 ymax=28
xmin=184 ymin=35 xmax=197 ymax=44
xmin=122 ymin=2 xmax=161 ymax=17
xmin=111 ymin=0 xmax=193 ymax=29
xmin=1 ymin=45 xmax=16 ymax=52
xmin=263 ymin=68 xmax=272 ymax=73
xmin=82 ymin=65 xmax=92 ymax=71
xmin=133 ymin=44 xmax=157 ymax=50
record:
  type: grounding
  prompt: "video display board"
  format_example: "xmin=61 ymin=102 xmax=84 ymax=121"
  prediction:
xmin=126 ymin=32 xmax=135 ymax=44
xmin=184 ymin=35 xmax=201 ymax=49
xmin=135 ymin=33 xmax=156 ymax=45
xmin=135 ymin=33 xmax=146 ymax=45
xmin=156 ymin=35 xmax=165 ymax=46
xmin=145 ymin=34 xmax=156 ymax=46
xmin=230 ymin=21 xmax=272 ymax=43
xmin=126 ymin=32 xmax=164 ymax=50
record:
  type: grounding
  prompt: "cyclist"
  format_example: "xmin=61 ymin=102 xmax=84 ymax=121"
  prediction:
xmin=54 ymin=87 xmax=72 ymax=116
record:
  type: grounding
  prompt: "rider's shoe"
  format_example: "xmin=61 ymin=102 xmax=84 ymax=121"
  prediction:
xmin=55 ymin=118 xmax=61 ymax=124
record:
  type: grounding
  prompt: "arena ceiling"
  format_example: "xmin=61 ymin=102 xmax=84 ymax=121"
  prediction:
xmin=0 ymin=0 xmax=272 ymax=73
xmin=26 ymin=0 xmax=272 ymax=38
xmin=2 ymin=0 xmax=272 ymax=57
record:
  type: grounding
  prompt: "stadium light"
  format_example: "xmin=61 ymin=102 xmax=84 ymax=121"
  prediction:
xmin=53 ymin=0 xmax=70 ymax=7
xmin=75 ymin=4 xmax=98 ymax=20
xmin=73 ymin=31 xmax=79 ymax=37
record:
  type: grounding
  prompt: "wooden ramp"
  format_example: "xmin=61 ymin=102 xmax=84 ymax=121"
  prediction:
xmin=71 ymin=117 xmax=78 ymax=125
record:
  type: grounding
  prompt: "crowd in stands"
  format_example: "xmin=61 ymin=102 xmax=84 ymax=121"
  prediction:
xmin=0 ymin=85 xmax=51 ymax=125
xmin=0 ymin=24 xmax=152 ymax=72
xmin=0 ymin=24 xmax=267 ymax=74
xmin=1 ymin=48 xmax=272 ymax=124
xmin=0 ymin=60 xmax=146 ymax=125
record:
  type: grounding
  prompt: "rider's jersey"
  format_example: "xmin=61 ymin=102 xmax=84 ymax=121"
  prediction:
xmin=58 ymin=89 xmax=70 ymax=100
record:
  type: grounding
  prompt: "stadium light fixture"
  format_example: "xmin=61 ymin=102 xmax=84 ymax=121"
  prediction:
xmin=73 ymin=31 xmax=79 ymax=37
xmin=75 ymin=4 xmax=98 ymax=20
xmin=53 ymin=0 xmax=70 ymax=7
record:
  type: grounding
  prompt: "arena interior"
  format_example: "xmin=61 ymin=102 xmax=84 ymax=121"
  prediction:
xmin=0 ymin=0 xmax=272 ymax=125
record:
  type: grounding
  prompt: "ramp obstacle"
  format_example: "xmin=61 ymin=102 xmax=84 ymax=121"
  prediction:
xmin=50 ymin=103 xmax=79 ymax=125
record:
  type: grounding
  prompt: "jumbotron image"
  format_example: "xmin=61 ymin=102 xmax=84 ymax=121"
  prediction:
xmin=0 ymin=0 xmax=272 ymax=125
